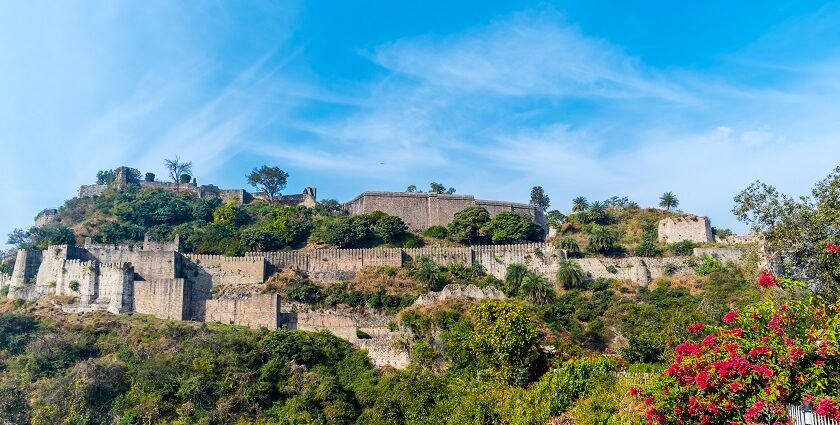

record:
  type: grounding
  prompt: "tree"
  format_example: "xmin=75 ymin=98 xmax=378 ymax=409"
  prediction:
xmin=588 ymin=225 xmax=617 ymax=253
xmin=572 ymin=197 xmax=589 ymax=213
xmin=164 ymin=157 xmax=193 ymax=186
xmin=414 ymin=257 xmax=445 ymax=291
xmin=479 ymin=212 xmax=544 ymax=244
xmin=144 ymin=173 xmax=155 ymax=182
xmin=247 ymin=165 xmax=289 ymax=204
xmin=504 ymin=263 xmax=528 ymax=295
xmin=659 ymin=192 xmax=679 ymax=211
xmin=580 ymin=201 xmax=608 ymax=224
xmin=545 ymin=210 xmax=567 ymax=229
xmin=556 ymin=258 xmax=585 ymax=289
xmin=313 ymin=199 xmax=342 ymax=216
xmin=466 ymin=301 xmax=540 ymax=383
xmin=7 ymin=229 xmax=27 ymax=247
xmin=374 ymin=216 xmax=408 ymax=244
xmin=96 ymin=170 xmax=116 ymax=185
xmin=557 ymin=237 xmax=580 ymax=254
xmin=448 ymin=207 xmax=491 ymax=244
xmin=406 ymin=185 xmax=417 ymax=193
xmin=520 ymin=273 xmax=555 ymax=305
xmin=429 ymin=183 xmax=455 ymax=195
xmin=635 ymin=223 xmax=662 ymax=257
xmin=530 ymin=186 xmax=550 ymax=211
xmin=212 ymin=203 xmax=250 ymax=228
xmin=733 ymin=168 xmax=840 ymax=296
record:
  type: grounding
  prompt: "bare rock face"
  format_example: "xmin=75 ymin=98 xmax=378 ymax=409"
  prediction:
xmin=413 ymin=284 xmax=506 ymax=306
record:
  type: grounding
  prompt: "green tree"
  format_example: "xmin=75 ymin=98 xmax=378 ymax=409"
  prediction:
xmin=659 ymin=191 xmax=679 ymax=211
xmin=635 ymin=223 xmax=662 ymax=257
xmin=247 ymin=165 xmax=289 ymax=204
xmin=144 ymin=172 xmax=155 ymax=182
xmin=96 ymin=169 xmax=116 ymax=185
xmin=467 ymin=301 xmax=540 ymax=383
xmin=530 ymin=186 xmax=550 ymax=211
xmin=212 ymin=203 xmax=250 ymax=228
xmin=448 ymin=207 xmax=491 ymax=244
xmin=587 ymin=225 xmax=617 ymax=253
xmin=733 ymin=169 xmax=840 ymax=296
xmin=504 ymin=263 xmax=528 ymax=295
xmin=374 ymin=215 xmax=408 ymax=244
xmin=556 ymin=258 xmax=585 ymax=289
xmin=580 ymin=201 xmax=608 ymax=224
xmin=571 ymin=197 xmax=589 ymax=213
xmin=480 ymin=212 xmax=544 ymax=244
xmin=520 ymin=273 xmax=555 ymax=305
xmin=414 ymin=257 xmax=445 ymax=291
xmin=545 ymin=210 xmax=567 ymax=229
xmin=429 ymin=182 xmax=455 ymax=194
xmin=406 ymin=185 xmax=417 ymax=193
xmin=557 ymin=237 xmax=580 ymax=254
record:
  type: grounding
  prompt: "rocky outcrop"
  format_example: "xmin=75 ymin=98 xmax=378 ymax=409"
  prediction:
xmin=412 ymin=284 xmax=506 ymax=306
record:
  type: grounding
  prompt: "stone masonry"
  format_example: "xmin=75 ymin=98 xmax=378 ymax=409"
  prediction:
xmin=658 ymin=215 xmax=713 ymax=243
xmin=343 ymin=191 xmax=547 ymax=232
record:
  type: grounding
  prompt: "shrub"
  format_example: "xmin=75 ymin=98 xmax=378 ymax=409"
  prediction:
xmin=283 ymin=281 xmax=324 ymax=304
xmin=467 ymin=301 xmax=540 ymax=383
xmin=663 ymin=262 xmax=680 ymax=276
xmin=355 ymin=329 xmax=372 ymax=339
xmin=480 ymin=212 xmax=544 ymax=244
xmin=374 ymin=215 xmax=408 ymax=244
xmin=179 ymin=173 xmax=192 ymax=184
xmin=423 ymin=225 xmax=448 ymax=239
xmin=695 ymin=254 xmax=723 ymax=275
xmin=401 ymin=234 xmax=424 ymax=248
xmin=668 ymin=240 xmax=695 ymax=256
xmin=0 ymin=285 xmax=8 ymax=297
xmin=605 ymin=265 xmax=618 ymax=274
xmin=144 ymin=172 xmax=155 ymax=182
xmin=68 ymin=280 xmax=80 ymax=292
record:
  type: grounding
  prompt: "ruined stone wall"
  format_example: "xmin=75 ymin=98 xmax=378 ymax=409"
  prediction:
xmin=576 ymin=256 xmax=694 ymax=285
xmin=205 ymin=294 xmax=280 ymax=329
xmin=658 ymin=216 xmax=713 ymax=243
xmin=134 ymin=279 xmax=190 ymax=320
xmin=183 ymin=254 xmax=266 ymax=320
xmin=693 ymin=247 xmax=749 ymax=263
xmin=473 ymin=243 xmax=560 ymax=279
xmin=78 ymin=184 xmax=107 ymax=198
xmin=343 ymin=192 xmax=545 ymax=232
xmin=34 ymin=209 xmax=58 ymax=227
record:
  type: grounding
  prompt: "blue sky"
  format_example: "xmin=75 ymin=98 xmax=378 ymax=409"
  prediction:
xmin=2 ymin=1 xmax=840 ymax=242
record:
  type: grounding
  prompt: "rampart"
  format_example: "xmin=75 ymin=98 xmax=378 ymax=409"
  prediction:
xmin=134 ymin=279 xmax=190 ymax=320
xmin=205 ymin=293 xmax=280 ymax=329
xmin=343 ymin=191 xmax=546 ymax=232
xmin=658 ymin=216 xmax=713 ymax=243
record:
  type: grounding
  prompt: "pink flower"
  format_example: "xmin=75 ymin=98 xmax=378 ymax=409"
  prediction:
xmin=758 ymin=270 xmax=778 ymax=288
xmin=723 ymin=310 xmax=739 ymax=323
xmin=827 ymin=243 xmax=840 ymax=254
xmin=629 ymin=387 xmax=641 ymax=396
xmin=688 ymin=322 xmax=704 ymax=333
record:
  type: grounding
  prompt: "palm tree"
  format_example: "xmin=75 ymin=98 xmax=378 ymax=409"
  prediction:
xmin=504 ymin=263 xmax=528 ymax=295
xmin=520 ymin=273 xmax=555 ymax=305
xmin=557 ymin=237 xmax=580 ymax=254
xmin=571 ymin=197 xmax=589 ymax=213
xmin=588 ymin=225 xmax=617 ymax=253
xmin=415 ymin=257 xmax=444 ymax=291
xmin=556 ymin=258 xmax=585 ymax=290
xmin=585 ymin=201 xmax=607 ymax=224
xmin=659 ymin=192 xmax=679 ymax=211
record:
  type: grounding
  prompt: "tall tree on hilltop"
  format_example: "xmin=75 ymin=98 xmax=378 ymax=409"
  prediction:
xmin=406 ymin=185 xmax=417 ymax=193
xmin=247 ymin=165 xmax=289 ymax=204
xmin=165 ymin=157 xmax=193 ymax=187
xmin=529 ymin=186 xmax=550 ymax=211
xmin=571 ymin=196 xmax=589 ymax=213
xmin=659 ymin=192 xmax=679 ymax=211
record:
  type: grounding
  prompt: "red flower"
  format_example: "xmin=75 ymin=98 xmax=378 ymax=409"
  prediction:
xmin=827 ymin=243 xmax=840 ymax=254
xmin=629 ymin=387 xmax=641 ymax=396
xmin=723 ymin=310 xmax=739 ymax=323
xmin=757 ymin=270 xmax=778 ymax=288
xmin=688 ymin=322 xmax=704 ymax=333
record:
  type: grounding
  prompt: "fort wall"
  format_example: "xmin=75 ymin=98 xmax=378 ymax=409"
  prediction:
xmin=343 ymin=192 xmax=546 ymax=232
xmin=97 ymin=263 xmax=134 ymax=313
xmin=9 ymin=249 xmax=42 ymax=291
xmin=134 ymin=278 xmax=190 ymax=320
xmin=205 ymin=293 xmax=280 ymax=329
xmin=658 ymin=216 xmax=713 ymax=243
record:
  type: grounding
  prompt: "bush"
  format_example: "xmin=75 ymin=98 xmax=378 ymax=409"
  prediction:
xmin=668 ymin=239 xmax=695 ymax=256
xmin=448 ymin=207 xmax=491 ymax=244
xmin=479 ymin=212 xmax=544 ymax=245
xmin=283 ymin=281 xmax=324 ymax=304
xmin=423 ymin=225 xmax=448 ymax=239
xmin=355 ymin=329 xmax=371 ymax=339
xmin=401 ymin=234 xmax=424 ymax=248
xmin=374 ymin=215 xmax=408 ymax=244
xmin=695 ymin=254 xmax=723 ymax=275
xmin=68 ymin=280 xmax=80 ymax=292
xmin=144 ymin=172 xmax=155 ymax=182
xmin=179 ymin=174 xmax=192 ymax=184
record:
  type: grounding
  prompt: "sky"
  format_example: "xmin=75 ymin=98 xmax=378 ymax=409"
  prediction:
xmin=2 ymin=0 xmax=840 ymax=243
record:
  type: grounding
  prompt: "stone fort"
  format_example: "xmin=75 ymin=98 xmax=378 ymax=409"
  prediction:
xmin=4 ymin=234 xmax=746 ymax=367
xmin=343 ymin=191 xmax=547 ymax=232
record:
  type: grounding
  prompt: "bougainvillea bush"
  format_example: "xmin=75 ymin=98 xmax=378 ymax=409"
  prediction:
xmin=636 ymin=266 xmax=840 ymax=424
